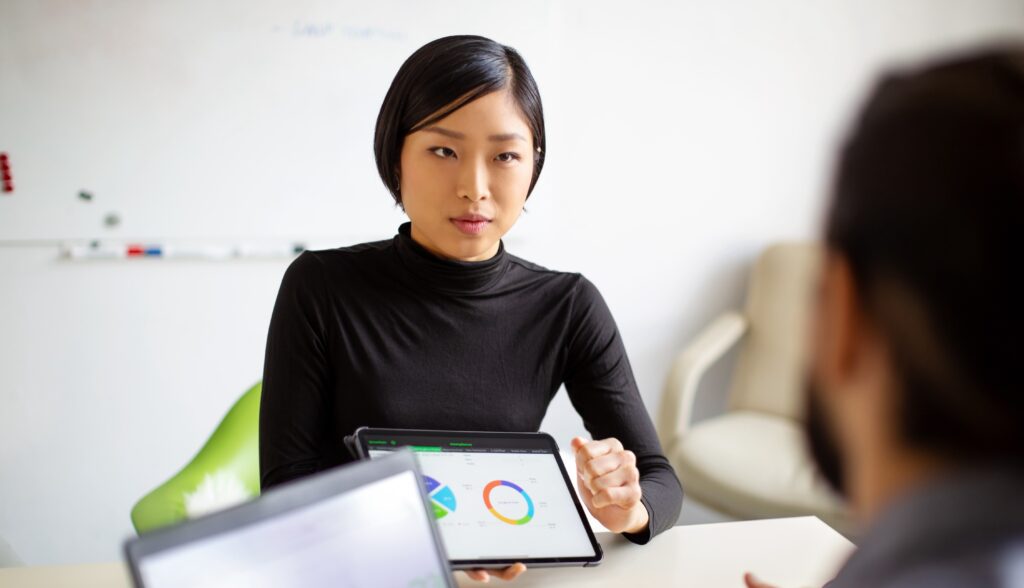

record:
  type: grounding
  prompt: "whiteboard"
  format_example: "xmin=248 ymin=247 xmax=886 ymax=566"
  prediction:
xmin=0 ymin=0 xmax=561 ymax=242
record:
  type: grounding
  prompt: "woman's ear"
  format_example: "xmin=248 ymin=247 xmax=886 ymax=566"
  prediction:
xmin=393 ymin=166 xmax=404 ymax=211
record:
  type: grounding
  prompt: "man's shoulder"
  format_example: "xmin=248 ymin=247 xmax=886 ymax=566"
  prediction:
xmin=834 ymin=539 xmax=1024 ymax=588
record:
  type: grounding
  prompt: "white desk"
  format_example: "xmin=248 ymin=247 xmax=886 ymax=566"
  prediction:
xmin=0 ymin=517 xmax=854 ymax=587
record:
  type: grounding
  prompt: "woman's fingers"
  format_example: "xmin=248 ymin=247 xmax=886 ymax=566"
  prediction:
xmin=743 ymin=572 xmax=779 ymax=588
xmin=573 ymin=437 xmax=624 ymax=465
xmin=495 ymin=563 xmax=527 ymax=580
xmin=589 ymin=460 xmax=641 ymax=492
xmin=581 ymin=450 xmax=635 ymax=481
xmin=590 ymin=482 xmax=642 ymax=509
xmin=576 ymin=470 xmax=594 ymax=500
xmin=464 ymin=563 xmax=527 ymax=583
xmin=573 ymin=437 xmax=643 ymax=511
xmin=571 ymin=438 xmax=647 ymax=533
xmin=578 ymin=450 xmax=638 ymax=493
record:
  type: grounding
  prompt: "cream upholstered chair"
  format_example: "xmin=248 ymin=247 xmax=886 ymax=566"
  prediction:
xmin=657 ymin=243 xmax=851 ymax=533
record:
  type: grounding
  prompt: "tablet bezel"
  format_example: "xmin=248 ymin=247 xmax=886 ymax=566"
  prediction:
xmin=348 ymin=427 xmax=604 ymax=569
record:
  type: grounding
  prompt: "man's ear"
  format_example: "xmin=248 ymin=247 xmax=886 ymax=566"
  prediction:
xmin=818 ymin=251 xmax=864 ymax=388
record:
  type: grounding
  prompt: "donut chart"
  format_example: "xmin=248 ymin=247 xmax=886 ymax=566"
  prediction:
xmin=482 ymin=480 xmax=534 ymax=525
xmin=423 ymin=475 xmax=457 ymax=520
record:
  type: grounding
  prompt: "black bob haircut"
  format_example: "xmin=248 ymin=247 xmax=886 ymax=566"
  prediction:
xmin=374 ymin=35 xmax=546 ymax=207
xmin=826 ymin=46 xmax=1024 ymax=462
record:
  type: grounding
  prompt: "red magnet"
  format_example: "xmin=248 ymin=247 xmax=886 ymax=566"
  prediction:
xmin=1 ymin=152 xmax=12 ymax=193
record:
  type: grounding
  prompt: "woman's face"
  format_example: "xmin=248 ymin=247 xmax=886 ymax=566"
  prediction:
xmin=399 ymin=88 xmax=535 ymax=261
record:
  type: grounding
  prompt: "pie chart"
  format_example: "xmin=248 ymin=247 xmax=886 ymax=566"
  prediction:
xmin=423 ymin=475 xmax=457 ymax=520
xmin=483 ymin=480 xmax=534 ymax=525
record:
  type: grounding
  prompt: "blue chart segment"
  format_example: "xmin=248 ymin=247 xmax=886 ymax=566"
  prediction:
xmin=423 ymin=475 xmax=457 ymax=520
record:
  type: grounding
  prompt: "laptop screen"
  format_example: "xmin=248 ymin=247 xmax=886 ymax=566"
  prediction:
xmin=136 ymin=470 xmax=449 ymax=587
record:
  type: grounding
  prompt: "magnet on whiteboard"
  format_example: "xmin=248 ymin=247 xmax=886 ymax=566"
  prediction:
xmin=79 ymin=190 xmax=94 ymax=201
xmin=104 ymin=212 xmax=121 ymax=228
xmin=0 ymin=152 xmax=11 ymax=193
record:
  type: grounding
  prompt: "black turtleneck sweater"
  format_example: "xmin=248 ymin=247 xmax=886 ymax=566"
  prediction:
xmin=259 ymin=223 xmax=683 ymax=544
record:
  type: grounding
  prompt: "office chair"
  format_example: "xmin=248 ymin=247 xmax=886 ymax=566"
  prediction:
xmin=657 ymin=243 xmax=851 ymax=533
xmin=130 ymin=381 xmax=262 ymax=534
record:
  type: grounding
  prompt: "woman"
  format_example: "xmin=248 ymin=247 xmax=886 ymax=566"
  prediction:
xmin=260 ymin=35 xmax=683 ymax=581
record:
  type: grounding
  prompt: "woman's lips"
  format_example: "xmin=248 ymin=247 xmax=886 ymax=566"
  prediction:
xmin=451 ymin=215 xmax=491 ymax=236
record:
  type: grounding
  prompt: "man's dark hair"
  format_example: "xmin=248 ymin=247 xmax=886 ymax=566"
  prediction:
xmin=373 ymin=35 xmax=546 ymax=207
xmin=825 ymin=47 xmax=1024 ymax=462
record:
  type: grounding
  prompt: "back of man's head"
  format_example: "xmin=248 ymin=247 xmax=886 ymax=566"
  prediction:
xmin=825 ymin=47 xmax=1024 ymax=464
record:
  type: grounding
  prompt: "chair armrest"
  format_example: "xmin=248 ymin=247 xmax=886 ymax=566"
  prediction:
xmin=657 ymin=311 xmax=748 ymax=452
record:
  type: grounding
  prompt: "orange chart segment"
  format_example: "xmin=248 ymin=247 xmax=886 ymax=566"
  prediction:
xmin=482 ymin=480 xmax=535 ymax=525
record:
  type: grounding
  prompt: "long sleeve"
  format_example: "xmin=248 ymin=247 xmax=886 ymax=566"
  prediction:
xmin=259 ymin=251 xmax=333 ymax=491
xmin=563 ymin=276 xmax=684 ymax=544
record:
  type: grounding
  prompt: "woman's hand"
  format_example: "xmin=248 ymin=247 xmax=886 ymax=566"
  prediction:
xmin=571 ymin=436 xmax=649 ymax=534
xmin=463 ymin=563 xmax=527 ymax=583
xmin=743 ymin=572 xmax=780 ymax=588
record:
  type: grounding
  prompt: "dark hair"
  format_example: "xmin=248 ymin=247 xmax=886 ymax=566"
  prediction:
xmin=374 ymin=35 xmax=546 ymax=207
xmin=826 ymin=47 xmax=1024 ymax=462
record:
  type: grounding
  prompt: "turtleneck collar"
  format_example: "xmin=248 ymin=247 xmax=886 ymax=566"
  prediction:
xmin=393 ymin=222 xmax=510 ymax=295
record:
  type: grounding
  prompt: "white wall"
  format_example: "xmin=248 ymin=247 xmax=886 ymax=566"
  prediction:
xmin=2 ymin=0 xmax=1023 ymax=566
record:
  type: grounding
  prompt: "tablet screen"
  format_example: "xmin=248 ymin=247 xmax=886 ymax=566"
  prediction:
xmin=362 ymin=431 xmax=599 ymax=565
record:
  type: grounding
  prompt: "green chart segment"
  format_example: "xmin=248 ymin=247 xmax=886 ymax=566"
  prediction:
xmin=423 ymin=475 xmax=457 ymax=519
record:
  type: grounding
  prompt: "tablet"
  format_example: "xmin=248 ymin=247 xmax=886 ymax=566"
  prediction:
xmin=124 ymin=450 xmax=456 ymax=587
xmin=346 ymin=428 xmax=603 ymax=569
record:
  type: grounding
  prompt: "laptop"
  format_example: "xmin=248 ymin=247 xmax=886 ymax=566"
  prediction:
xmin=124 ymin=450 xmax=456 ymax=588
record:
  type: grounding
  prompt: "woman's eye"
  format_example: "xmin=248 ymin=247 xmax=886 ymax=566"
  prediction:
xmin=430 ymin=147 xmax=456 ymax=159
xmin=496 ymin=152 xmax=521 ymax=163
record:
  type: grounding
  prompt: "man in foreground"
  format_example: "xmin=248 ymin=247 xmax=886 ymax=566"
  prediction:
xmin=748 ymin=47 xmax=1024 ymax=588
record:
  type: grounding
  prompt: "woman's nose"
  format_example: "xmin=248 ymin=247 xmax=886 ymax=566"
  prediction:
xmin=457 ymin=160 xmax=490 ymax=202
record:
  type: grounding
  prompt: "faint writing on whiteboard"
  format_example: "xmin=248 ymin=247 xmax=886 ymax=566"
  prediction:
xmin=271 ymin=21 xmax=405 ymax=41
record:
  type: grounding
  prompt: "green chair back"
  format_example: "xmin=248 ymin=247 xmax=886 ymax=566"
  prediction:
xmin=130 ymin=381 xmax=262 ymax=534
